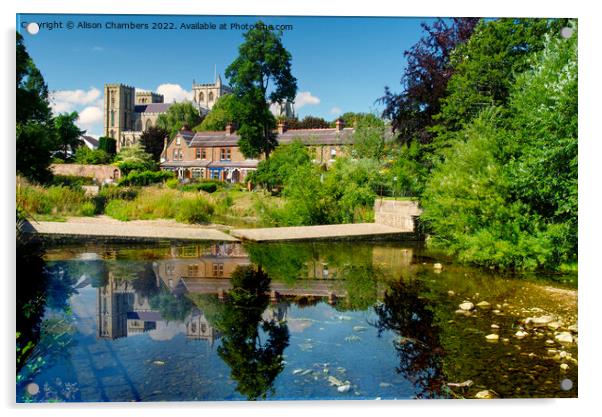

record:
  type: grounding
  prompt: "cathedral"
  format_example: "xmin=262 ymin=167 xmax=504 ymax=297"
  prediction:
xmin=103 ymin=76 xmax=231 ymax=151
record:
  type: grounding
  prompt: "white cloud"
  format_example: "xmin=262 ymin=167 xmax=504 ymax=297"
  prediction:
xmin=77 ymin=106 xmax=103 ymax=127
xmin=294 ymin=91 xmax=320 ymax=110
xmin=50 ymin=87 xmax=102 ymax=114
xmin=156 ymin=83 xmax=193 ymax=102
xmin=91 ymin=46 xmax=104 ymax=52
xmin=330 ymin=106 xmax=342 ymax=115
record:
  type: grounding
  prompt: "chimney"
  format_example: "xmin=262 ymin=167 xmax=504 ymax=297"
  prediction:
xmin=225 ymin=123 xmax=235 ymax=135
xmin=277 ymin=120 xmax=287 ymax=134
xmin=335 ymin=119 xmax=345 ymax=131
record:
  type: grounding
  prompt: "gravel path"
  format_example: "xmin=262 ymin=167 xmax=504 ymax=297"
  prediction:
xmin=230 ymin=223 xmax=414 ymax=242
xmin=24 ymin=216 xmax=237 ymax=242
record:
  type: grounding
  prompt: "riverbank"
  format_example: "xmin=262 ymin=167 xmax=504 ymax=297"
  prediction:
xmin=22 ymin=216 xmax=237 ymax=242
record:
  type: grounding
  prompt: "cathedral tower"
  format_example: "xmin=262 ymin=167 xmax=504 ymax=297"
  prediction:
xmin=104 ymin=84 xmax=135 ymax=150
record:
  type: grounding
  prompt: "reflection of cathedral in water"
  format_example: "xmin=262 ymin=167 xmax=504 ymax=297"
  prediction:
xmin=96 ymin=243 xmax=288 ymax=342
xmin=96 ymin=270 xmax=221 ymax=344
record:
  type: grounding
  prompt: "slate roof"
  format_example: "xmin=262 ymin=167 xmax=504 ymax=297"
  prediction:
xmin=134 ymin=103 xmax=173 ymax=114
xmin=277 ymin=127 xmax=355 ymax=145
xmin=170 ymin=127 xmax=358 ymax=148
xmin=81 ymin=135 xmax=99 ymax=149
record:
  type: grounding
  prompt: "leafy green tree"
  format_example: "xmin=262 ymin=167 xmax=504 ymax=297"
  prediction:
xmin=421 ymin=22 xmax=577 ymax=271
xmin=506 ymin=23 xmax=578 ymax=266
xmin=16 ymin=32 xmax=58 ymax=183
xmin=98 ymin=136 xmax=117 ymax=156
xmin=331 ymin=112 xmax=383 ymax=128
xmin=351 ymin=117 xmax=387 ymax=161
xmin=139 ymin=126 xmax=168 ymax=162
xmin=113 ymin=143 xmax=157 ymax=174
xmin=225 ymin=20 xmax=297 ymax=158
xmin=248 ymin=140 xmax=311 ymax=191
xmin=285 ymin=115 xmax=330 ymax=129
xmin=195 ymin=94 xmax=238 ymax=131
xmin=156 ymin=102 xmax=203 ymax=139
xmin=74 ymin=146 xmax=112 ymax=165
xmin=431 ymin=18 xmax=563 ymax=152
xmin=54 ymin=112 xmax=84 ymax=160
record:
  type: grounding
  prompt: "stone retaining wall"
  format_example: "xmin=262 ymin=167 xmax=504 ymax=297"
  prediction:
xmin=50 ymin=164 xmax=121 ymax=183
xmin=374 ymin=199 xmax=422 ymax=232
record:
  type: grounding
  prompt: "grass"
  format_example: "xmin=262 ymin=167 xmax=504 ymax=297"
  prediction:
xmin=17 ymin=176 xmax=95 ymax=217
xmin=104 ymin=187 xmax=214 ymax=224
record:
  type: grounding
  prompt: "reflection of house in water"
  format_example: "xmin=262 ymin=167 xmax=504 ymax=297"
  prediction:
xmin=157 ymin=243 xmax=251 ymax=292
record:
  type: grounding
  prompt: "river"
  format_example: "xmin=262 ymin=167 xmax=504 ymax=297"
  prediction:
xmin=16 ymin=240 xmax=578 ymax=401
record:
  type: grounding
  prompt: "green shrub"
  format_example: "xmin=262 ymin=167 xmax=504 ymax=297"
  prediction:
xmin=166 ymin=178 xmax=179 ymax=189
xmin=78 ymin=201 xmax=96 ymax=216
xmin=104 ymin=199 xmax=131 ymax=221
xmin=74 ymin=147 xmax=112 ymax=164
xmin=181 ymin=181 xmax=219 ymax=193
xmin=118 ymin=170 xmax=175 ymax=186
xmin=175 ymin=197 xmax=214 ymax=223
xmin=51 ymin=175 xmax=95 ymax=187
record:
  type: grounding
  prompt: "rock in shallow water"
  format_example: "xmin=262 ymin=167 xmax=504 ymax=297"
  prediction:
xmin=338 ymin=384 xmax=351 ymax=393
xmin=525 ymin=315 xmax=555 ymax=327
xmin=477 ymin=301 xmax=491 ymax=308
xmin=475 ymin=390 xmax=497 ymax=399
xmin=555 ymin=332 xmax=573 ymax=344
xmin=515 ymin=331 xmax=528 ymax=339
xmin=485 ymin=334 xmax=499 ymax=341
xmin=459 ymin=301 xmax=474 ymax=311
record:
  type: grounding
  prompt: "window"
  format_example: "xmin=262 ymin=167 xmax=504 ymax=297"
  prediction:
xmin=220 ymin=148 xmax=231 ymax=161
xmin=187 ymin=264 xmax=199 ymax=276
xmin=201 ymin=149 xmax=206 ymax=159
xmin=166 ymin=263 xmax=175 ymax=275
xmin=192 ymin=168 xmax=202 ymax=179
xmin=209 ymin=92 xmax=214 ymax=102
xmin=110 ymin=110 xmax=115 ymax=127
xmin=212 ymin=263 xmax=224 ymax=277
xmin=199 ymin=92 xmax=204 ymax=102
xmin=173 ymin=149 xmax=178 ymax=160
xmin=176 ymin=136 xmax=181 ymax=145
xmin=191 ymin=322 xmax=197 ymax=333
xmin=196 ymin=148 xmax=201 ymax=159
xmin=330 ymin=148 xmax=337 ymax=160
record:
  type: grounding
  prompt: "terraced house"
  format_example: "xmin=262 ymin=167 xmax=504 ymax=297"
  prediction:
xmin=160 ymin=119 xmax=356 ymax=183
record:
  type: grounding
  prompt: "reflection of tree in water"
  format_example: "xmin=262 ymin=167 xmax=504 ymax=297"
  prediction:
xmin=16 ymin=218 xmax=79 ymax=398
xmin=372 ymin=279 xmax=447 ymax=398
xmin=212 ymin=265 xmax=289 ymax=400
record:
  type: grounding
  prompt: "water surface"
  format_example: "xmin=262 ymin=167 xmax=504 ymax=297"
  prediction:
xmin=16 ymin=241 xmax=578 ymax=402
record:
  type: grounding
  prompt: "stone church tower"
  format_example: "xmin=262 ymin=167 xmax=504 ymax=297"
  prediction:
xmin=103 ymin=84 xmax=135 ymax=144
xmin=192 ymin=74 xmax=231 ymax=114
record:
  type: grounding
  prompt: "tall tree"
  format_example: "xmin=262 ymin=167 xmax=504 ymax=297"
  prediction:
xmin=195 ymin=94 xmax=238 ymax=131
xmin=16 ymin=32 xmax=58 ymax=183
xmin=431 ymin=18 xmax=565 ymax=151
xmin=139 ymin=126 xmax=168 ymax=162
xmin=156 ymin=102 xmax=203 ymax=139
xmin=54 ymin=111 xmax=84 ymax=160
xmin=379 ymin=18 xmax=480 ymax=145
xmin=226 ymin=21 xmax=297 ymax=158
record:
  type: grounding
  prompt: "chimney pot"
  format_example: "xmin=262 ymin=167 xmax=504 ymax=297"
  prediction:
xmin=335 ymin=119 xmax=345 ymax=131
xmin=225 ymin=123 xmax=235 ymax=135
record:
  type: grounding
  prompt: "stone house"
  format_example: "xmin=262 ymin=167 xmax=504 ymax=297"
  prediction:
xmin=160 ymin=119 xmax=355 ymax=183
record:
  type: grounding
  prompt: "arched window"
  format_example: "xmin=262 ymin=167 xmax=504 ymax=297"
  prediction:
xmin=199 ymin=92 xmax=204 ymax=102
xmin=145 ymin=119 xmax=152 ymax=131
xmin=208 ymin=92 xmax=214 ymax=102
xmin=110 ymin=110 xmax=115 ymax=127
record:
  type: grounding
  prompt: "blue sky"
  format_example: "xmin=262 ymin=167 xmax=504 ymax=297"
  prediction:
xmin=17 ymin=14 xmax=435 ymax=136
